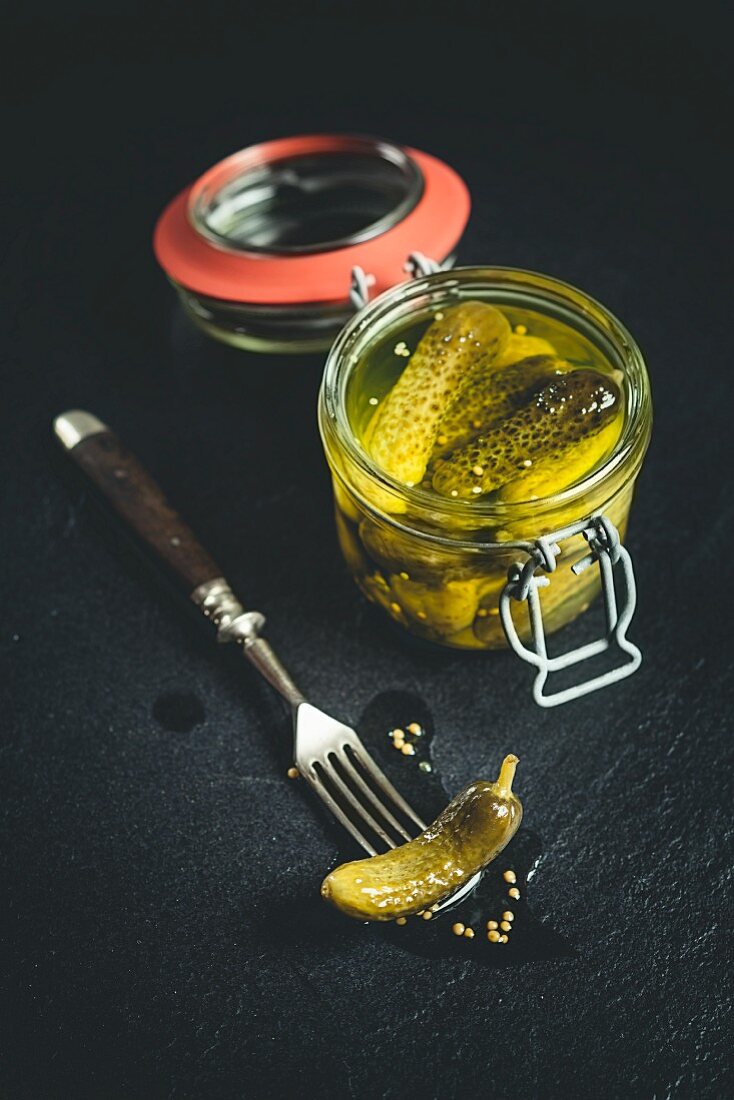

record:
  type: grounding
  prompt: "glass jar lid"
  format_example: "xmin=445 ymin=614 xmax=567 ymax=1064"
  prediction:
xmin=153 ymin=134 xmax=470 ymax=309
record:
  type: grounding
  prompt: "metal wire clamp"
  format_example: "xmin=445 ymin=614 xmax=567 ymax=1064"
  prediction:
xmin=499 ymin=516 xmax=642 ymax=707
xmin=349 ymin=253 xmax=443 ymax=311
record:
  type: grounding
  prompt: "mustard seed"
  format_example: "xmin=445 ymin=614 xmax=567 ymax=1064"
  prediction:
xmin=452 ymin=922 xmax=465 ymax=937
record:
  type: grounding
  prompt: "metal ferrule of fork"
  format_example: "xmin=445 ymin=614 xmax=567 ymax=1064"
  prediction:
xmin=191 ymin=577 xmax=305 ymax=708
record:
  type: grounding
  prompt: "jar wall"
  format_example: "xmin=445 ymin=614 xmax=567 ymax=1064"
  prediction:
xmin=330 ymin=475 xmax=636 ymax=650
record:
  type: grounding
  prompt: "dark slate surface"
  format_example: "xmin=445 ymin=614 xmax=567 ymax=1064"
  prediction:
xmin=3 ymin=6 xmax=733 ymax=1098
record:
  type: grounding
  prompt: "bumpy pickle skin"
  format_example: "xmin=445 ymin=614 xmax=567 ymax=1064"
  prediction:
xmin=432 ymin=355 xmax=570 ymax=459
xmin=366 ymin=301 xmax=511 ymax=488
xmin=388 ymin=573 xmax=485 ymax=634
xmin=432 ymin=369 xmax=621 ymax=501
xmin=498 ymin=409 xmax=623 ymax=503
xmin=321 ymin=755 xmax=522 ymax=921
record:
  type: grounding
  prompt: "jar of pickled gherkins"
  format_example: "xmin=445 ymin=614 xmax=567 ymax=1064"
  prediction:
xmin=318 ymin=268 xmax=652 ymax=704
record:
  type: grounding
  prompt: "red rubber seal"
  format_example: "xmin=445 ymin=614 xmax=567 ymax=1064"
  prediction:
xmin=153 ymin=135 xmax=470 ymax=306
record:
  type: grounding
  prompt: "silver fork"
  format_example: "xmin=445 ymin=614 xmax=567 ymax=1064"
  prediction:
xmin=195 ymin=584 xmax=427 ymax=856
xmin=54 ymin=410 xmax=479 ymax=907
xmin=198 ymin=590 xmax=480 ymax=905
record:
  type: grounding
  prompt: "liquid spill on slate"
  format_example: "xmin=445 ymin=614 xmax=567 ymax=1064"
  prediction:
xmin=152 ymin=691 xmax=206 ymax=733
xmin=270 ymin=691 xmax=571 ymax=967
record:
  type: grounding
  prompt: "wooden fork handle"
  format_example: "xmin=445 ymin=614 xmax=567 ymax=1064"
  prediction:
xmin=54 ymin=410 xmax=223 ymax=597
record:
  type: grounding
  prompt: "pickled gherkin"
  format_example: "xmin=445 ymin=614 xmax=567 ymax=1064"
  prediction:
xmin=366 ymin=301 xmax=510 ymax=487
xmin=432 ymin=369 xmax=621 ymax=500
xmin=321 ymin=755 xmax=522 ymax=921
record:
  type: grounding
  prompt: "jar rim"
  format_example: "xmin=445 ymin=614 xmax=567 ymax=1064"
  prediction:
xmin=188 ymin=134 xmax=425 ymax=256
xmin=319 ymin=265 xmax=652 ymax=525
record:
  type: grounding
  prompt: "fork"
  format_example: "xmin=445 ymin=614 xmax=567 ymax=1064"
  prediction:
xmin=54 ymin=411 xmax=439 ymax=858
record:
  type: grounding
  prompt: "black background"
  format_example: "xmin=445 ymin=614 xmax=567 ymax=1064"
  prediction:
xmin=3 ymin=4 xmax=733 ymax=1098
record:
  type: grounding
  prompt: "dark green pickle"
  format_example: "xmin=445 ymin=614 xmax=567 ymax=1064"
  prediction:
xmin=432 ymin=369 xmax=621 ymax=500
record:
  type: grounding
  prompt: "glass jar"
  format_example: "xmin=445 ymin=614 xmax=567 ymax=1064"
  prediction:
xmin=154 ymin=134 xmax=469 ymax=353
xmin=318 ymin=267 xmax=651 ymax=668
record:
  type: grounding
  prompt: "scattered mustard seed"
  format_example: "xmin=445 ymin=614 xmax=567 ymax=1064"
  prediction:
xmin=390 ymin=602 xmax=402 ymax=615
xmin=476 ymin=608 xmax=489 ymax=618
xmin=452 ymin=922 xmax=465 ymax=936
xmin=417 ymin=610 xmax=428 ymax=620
xmin=422 ymin=909 xmax=432 ymax=920
xmin=503 ymin=870 xmax=517 ymax=884
xmin=392 ymin=728 xmax=405 ymax=740
xmin=401 ymin=743 xmax=416 ymax=756
xmin=487 ymin=930 xmax=500 ymax=943
xmin=500 ymin=920 xmax=512 ymax=932
xmin=472 ymin=464 xmax=484 ymax=477
xmin=502 ymin=911 xmax=515 ymax=922
xmin=436 ymin=433 xmax=448 ymax=445
xmin=418 ymin=761 xmax=432 ymax=773
xmin=399 ymin=571 xmax=410 ymax=580
xmin=395 ymin=916 xmax=407 ymax=926
xmin=487 ymin=920 xmax=498 ymax=930
xmin=499 ymin=934 xmax=509 ymax=943
xmin=431 ymin=903 xmax=440 ymax=912
xmin=514 ymin=324 xmax=527 ymax=335
xmin=287 ymin=766 xmax=299 ymax=779
xmin=407 ymin=722 xmax=422 ymax=735
xmin=508 ymin=887 xmax=521 ymax=900
xmin=463 ymin=927 xmax=475 ymax=939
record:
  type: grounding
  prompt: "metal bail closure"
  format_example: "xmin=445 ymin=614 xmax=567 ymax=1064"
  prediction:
xmin=499 ymin=516 xmax=642 ymax=707
xmin=349 ymin=253 xmax=443 ymax=311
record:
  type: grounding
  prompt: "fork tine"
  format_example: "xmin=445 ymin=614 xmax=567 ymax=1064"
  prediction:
xmin=302 ymin=766 xmax=378 ymax=856
xmin=339 ymin=748 xmax=413 ymax=843
xmin=347 ymin=741 xmax=427 ymax=832
xmin=321 ymin=758 xmax=397 ymax=850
